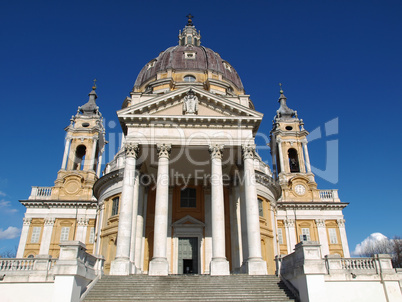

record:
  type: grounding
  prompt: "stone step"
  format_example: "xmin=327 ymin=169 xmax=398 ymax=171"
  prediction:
xmin=83 ymin=275 xmax=297 ymax=302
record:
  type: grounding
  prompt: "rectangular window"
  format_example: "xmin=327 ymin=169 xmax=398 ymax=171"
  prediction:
xmin=60 ymin=227 xmax=70 ymax=242
xmin=180 ymin=188 xmax=196 ymax=208
xmin=277 ymin=228 xmax=284 ymax=244
xmin=31 ymin=227 xmax=41 ymax=243
xmin=328 ymin=228 xmax=338 ymax=244
xmin=111 ymin=197 xmax=119 ymax=216
xmin=258 ymin=198 xmax=264 ymax=217
xmin=301 ymin=228 xmax=311 ymax=241
xmin=89 ymin=227 xmax=95 ymax=244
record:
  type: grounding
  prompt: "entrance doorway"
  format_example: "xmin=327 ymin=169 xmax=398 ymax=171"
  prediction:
xmin=178 ymin=237 xmax=198 ymax=274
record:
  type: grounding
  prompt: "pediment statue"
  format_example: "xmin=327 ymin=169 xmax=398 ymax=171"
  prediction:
xmin=183 ymin=89 xmax=198 ymax=115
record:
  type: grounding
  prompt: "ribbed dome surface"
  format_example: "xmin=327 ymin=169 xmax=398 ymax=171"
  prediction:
xmin=134 ymin=45 xmax=244 ymax=90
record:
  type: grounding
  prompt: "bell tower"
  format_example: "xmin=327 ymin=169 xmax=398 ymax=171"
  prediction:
xmin=52 ymin=82 xmax=106 ymax=200
xmin=270 ymin=87 xmax=320 ymax=202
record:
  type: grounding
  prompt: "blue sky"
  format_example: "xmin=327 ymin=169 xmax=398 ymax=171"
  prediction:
xmin=0 ymin=0 xmax=401 ymax=255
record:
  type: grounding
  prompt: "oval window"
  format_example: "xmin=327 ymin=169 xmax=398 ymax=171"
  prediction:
xmin=286 ymin=126 xmax=293 ymax=131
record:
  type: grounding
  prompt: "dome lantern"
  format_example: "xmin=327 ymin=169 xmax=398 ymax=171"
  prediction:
xmin=178 ymin=14 xmax=201 ymax=46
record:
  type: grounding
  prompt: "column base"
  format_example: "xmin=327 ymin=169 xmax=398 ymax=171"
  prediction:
xmin=149 ymin=257 xmax=169 ymax=276
xmin=210 ymin=258 xmax=230 ymax=276
xmin=110 ymin=258 xmax=132 ymax=276
xmin=242 ymin=258 xmax=267 ymax=275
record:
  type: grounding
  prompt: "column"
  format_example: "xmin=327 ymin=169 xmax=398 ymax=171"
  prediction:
xmin=95 ymin=204 xmax=104 ymax=255
xmin=166 ymin=187 xmax=173 ymax=273
xmin=284 ymin=218 xmax=297 ymax=253
xmin=129 ymin=170 xmax=140 ymax=273
xmin=110 ymin=143 xmax=139 ymax=275
xmin=135 ymin=186 xmax=147 ymax=272
xmin=90 ymin=138 xmax=98 ymax=171
xmin=315 ymin=219 xmax=329 ymax=256
xmin=16 ymin=218 xmax=31 ymax=258
xmin=75 ymin=217 xmax=89 ymax=243
xmin=241 ymin=144 xmax=267 ymax=275
xmin=302 ymin=139 xmax=311 ymax=173
xmin=204 ymin=186 xmax=212 ymax=274
xmin=271 ymin=207 xmax=278 ymax=256
xmin=149 ymin=143 xmax=171 ymax=276
xmin=96 ymin=153 xmax=103 ymax=177
xmin=39 ymin=217 xmax=55 ymax=255
xmin=337 ymin=219 xmax=350 ymax=257
xmin=209 ymin=144 xmax=229 ymax=276
xmin=239 ymin=168 xmax=249 ymax=267
xmin=277 ymin=138 xmax=285 ymax=173
xmin=230 ymin=183 xmax=242 ymax=272
xmin=61 ymin=137 xmax=71 ymax=169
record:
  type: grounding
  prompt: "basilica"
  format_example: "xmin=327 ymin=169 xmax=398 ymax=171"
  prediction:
xmin=16 ymin=17 xmax=350 ymax=278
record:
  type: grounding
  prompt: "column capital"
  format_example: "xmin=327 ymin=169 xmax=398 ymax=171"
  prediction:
xmin=301 ymin=138 xmax=308 ymax=144
xmin=125 ymin=143 xmax=140 ymax=158
xmin=77 ymin=217 xmax=89 ymax=226
xmin=156 ymin=143 xmax=171 ymax=159
xmin=209 ymin=144 xmax=224 ymax=159
xmin=337 ymin=219 xmax=346 ymax=227
xmin=284 ymin=218 xmax=295 ymax=227
xmin=23 ymin=217 xmax=32 ymax=225
xmin=44 ymin=217 xmax=55 ymax=226
xmin=315 ymin=219 xmax=326 ymax=228
xmin=241 ymin=144 xmax=256 ymax=160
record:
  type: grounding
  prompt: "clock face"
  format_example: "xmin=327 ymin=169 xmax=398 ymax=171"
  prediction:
xmin=294 ymin=184 xmax=306 ymax=196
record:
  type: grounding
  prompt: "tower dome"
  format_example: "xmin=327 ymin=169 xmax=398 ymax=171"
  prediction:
xmin=133 ymin=17 xmax=244 ymax=96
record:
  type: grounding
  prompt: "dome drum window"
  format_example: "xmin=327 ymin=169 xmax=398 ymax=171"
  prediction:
xmin=184 ymin=75 xmax=196 ymax=82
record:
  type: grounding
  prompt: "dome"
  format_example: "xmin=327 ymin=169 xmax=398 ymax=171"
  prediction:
xmin=133 ymin=19 xmax=244 ymax=95
xmin=134 ymin=45 xmax=244 ymax=91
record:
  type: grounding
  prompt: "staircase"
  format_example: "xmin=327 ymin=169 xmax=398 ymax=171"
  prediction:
xmin=83 ymin=274 xmax=297 ymax=301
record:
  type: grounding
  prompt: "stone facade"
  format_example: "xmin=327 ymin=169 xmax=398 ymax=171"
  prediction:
xmin=16 ymin=20 xmax=350 ymax=278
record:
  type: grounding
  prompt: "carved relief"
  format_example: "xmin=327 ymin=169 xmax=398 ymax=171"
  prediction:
xmin=23 ymin=218 xmax=32 ymax=225
xmin=284 ymin=219 xmax=295 ymax=227
xmin=241 ymin=144 xmax=256 ymax=160
xmin=315 ymin=219 xmax=326 ymax=228
xmin=337 ymin=219 xmax=345 ymax=227
xmin=209 ymin=144 xmax=224 ymax=159
xmin=156 ymin=143 xmax=172 ymax=159
xmin=44 ymin=217 xmax=55 ymax=225
xmin=125 ymin=143 xmax=139 ymax=158
xmin=77 ymin=217 xmax=89 ymax=226
xmin=182 ymin=89 xmax=198 ymax=115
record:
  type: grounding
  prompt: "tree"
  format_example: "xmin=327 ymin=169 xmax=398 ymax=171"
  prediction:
xmin=357 ymin=236 xmax=402 ymax=268
xmin=0 ymin=246 xmax=17 ymax=258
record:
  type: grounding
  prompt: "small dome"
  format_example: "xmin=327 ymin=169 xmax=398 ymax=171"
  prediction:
xmin=133 ymin=22 xmax=244 ymax=93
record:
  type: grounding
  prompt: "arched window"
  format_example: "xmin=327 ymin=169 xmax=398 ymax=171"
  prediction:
xmin=184 ymin=75 xmax=196 ymax=82
xmin=288 ymin=148 xmax=300 ymax=173
xmin=187 ymin=36 xmax=192 ymax=45
xmin=73 ymin=145 xmax=86 ymax=170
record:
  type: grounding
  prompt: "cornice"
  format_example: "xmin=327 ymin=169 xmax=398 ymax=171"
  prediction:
xmin=277 ymin=201 xmax=349 ymax=211
xmin=19 ymin=199 xmax=97 ymax=209
xmin=254 ymin=171 xmax=282 ymax=201
xmin=93 ymin=169 xmax=124 ymax=199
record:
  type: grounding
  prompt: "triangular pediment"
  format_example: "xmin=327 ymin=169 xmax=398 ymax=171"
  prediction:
xmin=172 ymin=215 xmax=205 ymax=227
xmin=118 ymin=86 xmax=263 ymax=119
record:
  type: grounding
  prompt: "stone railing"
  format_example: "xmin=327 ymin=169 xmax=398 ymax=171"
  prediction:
xmin=319 ymin=189 xmax=340 ymax=202
xmin=0 ymin=258 xmax=35 ymax=271
xmin=341 ymin=258 xmax=376 ymax=270
xmin=0 ymin=255 xmax=57 ymax=282
xmin=28 ymin=186 xmax=53 ymax=200
xmin=276 ymin=242 xmax=402 ymax=302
